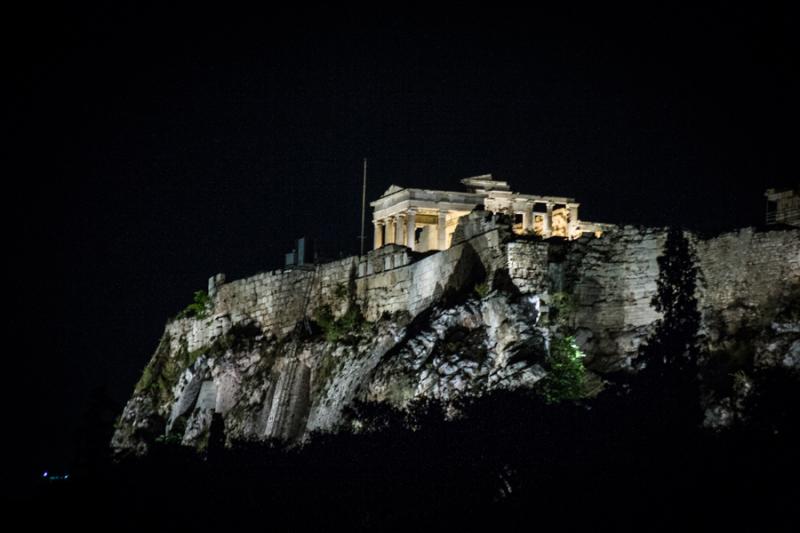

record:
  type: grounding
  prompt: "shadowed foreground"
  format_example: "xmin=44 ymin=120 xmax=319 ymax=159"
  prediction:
xmin=35 ymin=364 xmax=798 ymax=530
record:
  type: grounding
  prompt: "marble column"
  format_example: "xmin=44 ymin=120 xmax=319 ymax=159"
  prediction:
xmin=406 ymin=208 xmax=417 ymax=250
xmin=373 ymin=220 xmax=384 ymax=249
xmin=567 ymin=203 xmax=580 ymax=238
xmin=395 ymin=214 xmax=405 ymax=245
xmin=385 ymin=217 xmax=395 ymax=244
xmin=544 ymin=202 xmax=553 ymax=237
xmin=437 ymin=209 xmax=447 ymax=250
xmin=522 ymin=206 xmax=532 ymax=232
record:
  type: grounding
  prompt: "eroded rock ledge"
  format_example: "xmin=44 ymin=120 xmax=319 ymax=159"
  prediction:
xmin=112 ymin=215 xmax=799 ymax=454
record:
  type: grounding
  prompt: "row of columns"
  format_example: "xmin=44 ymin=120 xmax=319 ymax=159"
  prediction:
xmin=567 ymin=202 xmax=579 ymax=236
xmin=373 ymin=200 xmax=579 ymax=251
xmin=517 ymin=201 xmax=578 ymax=237
xmin=374 ymin=208 xmax=450 ymax=251
xmin=373 ymin=208 xmax=418 ymax=250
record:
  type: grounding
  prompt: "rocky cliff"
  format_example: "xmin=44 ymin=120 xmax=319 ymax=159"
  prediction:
xmin=112 ymin=212 xmax=799 ymax=454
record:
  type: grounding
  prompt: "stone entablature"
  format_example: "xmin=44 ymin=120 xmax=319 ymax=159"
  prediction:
xmin=370 ymin=174 xmax=600 ymax=252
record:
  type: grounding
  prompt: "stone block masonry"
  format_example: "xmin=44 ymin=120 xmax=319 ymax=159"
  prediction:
xmin=502 ymin=225 xmax=800 ymax=370
xmin=114 ymin=219 xmax=799 ymax=454
xmin=504 ymin=227 xmax=665 ymax=369
xmin=693 ymin=227 xmax=800 ymax=343
xmin=567 ymin=227 xmax=666 ymax=370
xmin=161 ymin=222 xmax=799 ymax=370
xmin=506 ymin=241 xmax=550 ymax=294
xmin=166 ymin=212 xmax=516 ymax=355
xmin=356 ymin=226 xmax=508 ymax=321
xmin=167 ymin=256 xmax=358 ymax=353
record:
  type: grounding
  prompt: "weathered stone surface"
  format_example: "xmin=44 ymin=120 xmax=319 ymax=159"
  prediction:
xmin=694 ymin=227 xmax=800 ymax=352
xmin=112 ymin=219 xmax=799 ymax=454
xmin=166 ymin=362 xmax=205 ymax=433
xmin=566 ymin=226 xmax=666 ymax=370
xmin=111 ymin=395 xmax=160 ymax=456
xmin=507 ymin=241 xmax=549 ymax=294
xmin=365 ymin=293 xmax=547 ymax=406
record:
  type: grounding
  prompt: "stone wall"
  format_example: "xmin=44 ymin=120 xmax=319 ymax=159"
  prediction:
xmin=115 ymin=220 xmax=800 ymax=454
xmin=694 ymin=227 xmax=800 ymax=343
xmin=168 ymin=257 xmax=358 ymax=353
xmin=165 ymin=219 xmax=511 ymax=354
xmin=162 ymin=223 xmax=799 ymax=370
xmin=166 ymin=214 xmax=520 ymax=357
xmin=505 ymin=225 xmax=800 ymax=370
xmin=567 ymin=227 xmax=667 ymax=370
xmin=356 ymin=227 xmax=508 ymax=321
xmin=356 ymin=244 xmax=413 ymax=277
xmin=506 ymin=227 xmax=667 ymax=370
xmin=506 ymin=241 xmax=550 ymax=294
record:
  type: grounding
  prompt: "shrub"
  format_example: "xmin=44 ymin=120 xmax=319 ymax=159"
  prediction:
xmin=536 ymin=335 xmax=587 ymax=404
xmin=134 ymin=334 xmax=173 ymax=396
xmin=134 ymin=335 xmax=200 ymax=406
xmin=333 ymin=283 xmax=349 ymax=299
xmin=314 ymin=304 xmax=365 ymax=343
xmin=474 ymin=282 xmax=491 ymax=299
xmin=177 ymin=290 xmax=211 ymax=320
xmin=155 ymin=433 xmax=184 ymax=446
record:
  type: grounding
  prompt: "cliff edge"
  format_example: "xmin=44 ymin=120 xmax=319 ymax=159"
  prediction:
xmin=112 ymin=213 xmax=799 ymax=454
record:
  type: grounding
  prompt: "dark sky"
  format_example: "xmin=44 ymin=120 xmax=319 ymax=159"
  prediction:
xmin=17 ymin=4 xmax=797 ymax=477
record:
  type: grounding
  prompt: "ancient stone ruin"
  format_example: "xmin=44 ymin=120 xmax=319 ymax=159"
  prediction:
xmin=371 ymin=174 xmax=607 ymax=252
xmin=112 ymin=176 xmax=800 ymax=455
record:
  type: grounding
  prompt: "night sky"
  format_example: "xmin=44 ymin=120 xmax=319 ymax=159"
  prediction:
xmin=18 ymin=4 xmax=797 ymax=479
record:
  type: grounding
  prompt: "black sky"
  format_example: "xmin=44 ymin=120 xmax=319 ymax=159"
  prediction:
xmin=17 ymin=4 xmax=797 ymax=477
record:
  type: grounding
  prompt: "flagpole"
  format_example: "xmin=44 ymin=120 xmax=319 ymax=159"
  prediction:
xmin=359 ymin=158 xmax=367 ymax=256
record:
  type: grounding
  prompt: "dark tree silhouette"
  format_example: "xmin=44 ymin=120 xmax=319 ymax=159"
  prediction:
xmin=635 ymin=226 xmax=703 ymax=432
xmin=649 ymin=226 xmax=701 ymax=373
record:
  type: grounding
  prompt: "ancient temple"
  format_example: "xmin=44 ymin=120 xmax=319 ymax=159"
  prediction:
xmin=371 ymin=174 xmax=603 ymax=252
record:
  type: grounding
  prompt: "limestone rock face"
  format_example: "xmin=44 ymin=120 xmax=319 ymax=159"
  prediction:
xmin=365 ymin=293 xmax=547 ymax=406
xmin=112 ymin=221 xmax=799 ymax=454
xmin=113 ymin=290 xmax=550 ymax=453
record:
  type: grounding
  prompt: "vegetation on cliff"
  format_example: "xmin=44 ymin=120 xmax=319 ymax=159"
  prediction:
xmin=134 ymin=333 xmax=184 ymax=406
xmin=313 ymin=303 xmax=366 ymax=344
xmin=87 ymin=222 xmax=798 ymax=530
xmin=535 ymin=335 xmax=587 ymax=403
xmin=175 ymin=289 xmax=211 ymax=320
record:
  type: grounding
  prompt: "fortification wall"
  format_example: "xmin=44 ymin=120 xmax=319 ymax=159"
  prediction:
xmin=507 ymin=227 xmax=667 ymax=369
xmin=162 ymin=222 xmax=799 ymax=369
xmin=506 ymin=241 xmax=550 ymax=294
xmin=167 ymin=257 xmax=357 ymax=353
xmin=551 ymin=225 xmax=798 ymax=370
xmin=568 ymin=227 xmax=666 ymax=369
xmin=694 ymin=227 xmax=800 ymax=342
xmin=116 ymin=218 xmax=800 ymax=456
xmin=162 ymin=213 xmax=515 ymax=353
xmin=355 ymin=227 xmax=508 ymax=321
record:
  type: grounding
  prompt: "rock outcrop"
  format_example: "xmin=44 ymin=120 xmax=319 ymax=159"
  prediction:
xmin=112 ymin=214 xmax=799 ymax=454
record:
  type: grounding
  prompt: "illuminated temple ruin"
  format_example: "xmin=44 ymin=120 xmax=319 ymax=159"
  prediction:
xmin=371 ymin=174 xmax=605 ymax=252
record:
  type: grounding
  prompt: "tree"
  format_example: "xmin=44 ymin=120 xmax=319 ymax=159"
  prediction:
xmin=647 ymin=227 xmax=701 ymax=374
xmin=536 ymin=335 xmax=587 ymax=404
xmin=637 ymin=226 xmax=703 ymax=430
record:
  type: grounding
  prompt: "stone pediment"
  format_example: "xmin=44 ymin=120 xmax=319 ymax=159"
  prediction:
xmin=380 ymin=184 xmax=405 ymax=198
